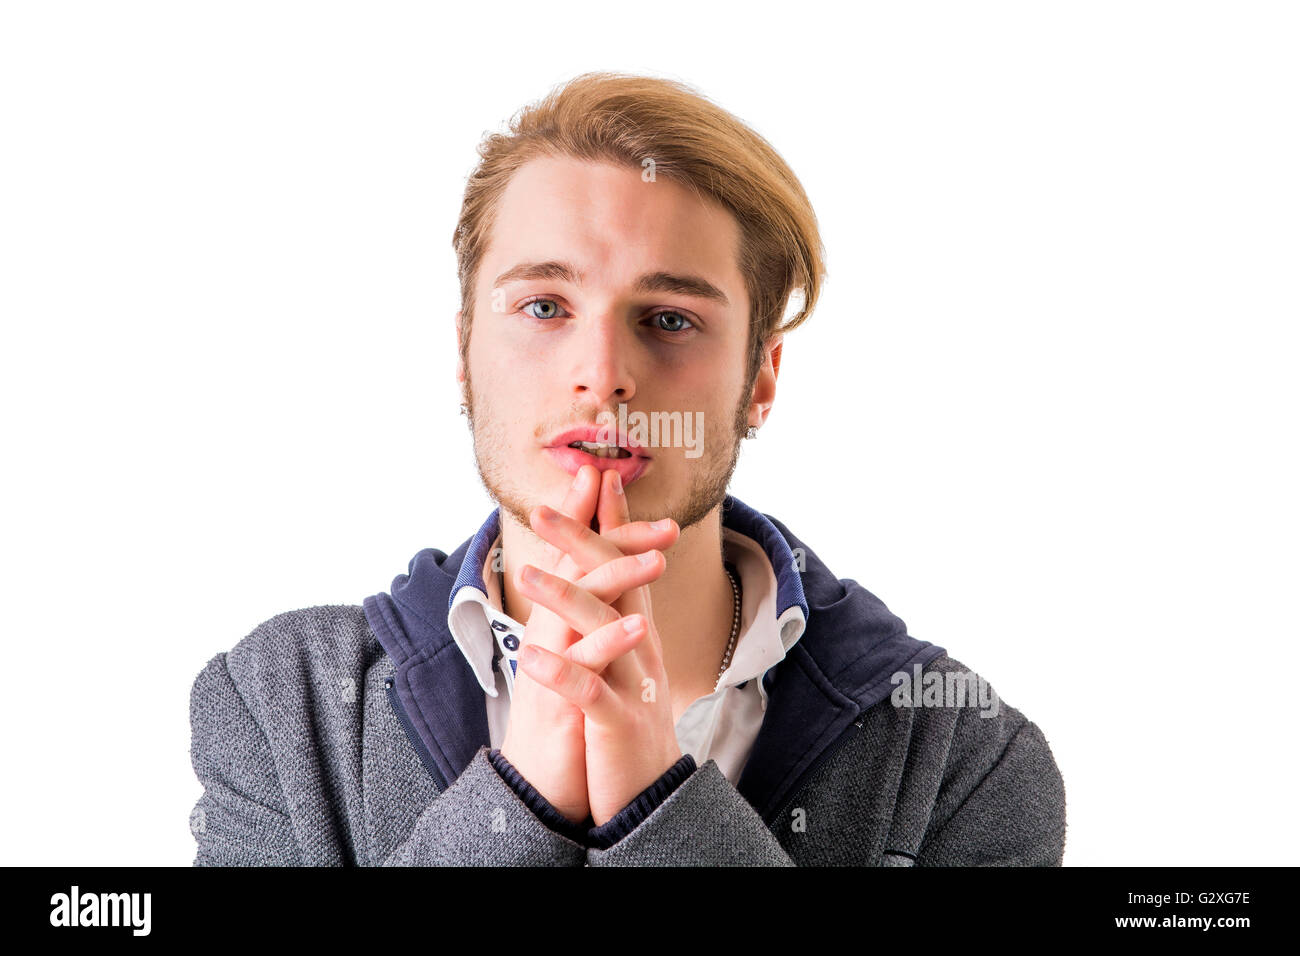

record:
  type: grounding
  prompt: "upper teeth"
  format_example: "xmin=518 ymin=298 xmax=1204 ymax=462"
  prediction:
xmin=569 ymin=441 xmax=630 ymax=459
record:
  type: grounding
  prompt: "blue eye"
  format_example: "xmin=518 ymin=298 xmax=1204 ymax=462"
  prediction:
xmin=652 ymin=311 xmax=694 ymax=333
xmin=522 ymin=298 xmax=564 ymax=320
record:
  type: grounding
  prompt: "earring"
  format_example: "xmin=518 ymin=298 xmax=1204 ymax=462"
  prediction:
xmin=459 ymin=402 xmax=468 ymax=416
xmin=745 ymin=426 xmax=758 ymax=440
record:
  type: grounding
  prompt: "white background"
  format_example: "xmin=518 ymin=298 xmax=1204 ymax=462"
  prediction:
xmin=2 ymin=0 xmax=1295 ymax=866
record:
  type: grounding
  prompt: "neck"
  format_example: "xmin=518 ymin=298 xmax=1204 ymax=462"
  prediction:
xmin=497 ymin=503 xmax=735 ymax=707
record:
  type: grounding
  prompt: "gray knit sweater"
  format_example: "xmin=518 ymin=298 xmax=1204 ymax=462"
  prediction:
xmin=188 ymin=604 xmax=1066 ymax=866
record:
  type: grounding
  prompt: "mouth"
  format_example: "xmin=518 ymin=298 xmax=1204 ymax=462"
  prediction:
xmin=543 ymin=423 xmax=652 ymax=485
xmin=564 ymin=440 xmax=632 ymax=459
xmin=543 ymin=440 xmax=651 ymax=486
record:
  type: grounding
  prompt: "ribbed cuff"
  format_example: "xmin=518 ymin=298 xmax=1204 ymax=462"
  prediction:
xmin=586 ymin=753 xmax=698 ymax=850
xmin=487 ymin=748 xmax=594 ymax=845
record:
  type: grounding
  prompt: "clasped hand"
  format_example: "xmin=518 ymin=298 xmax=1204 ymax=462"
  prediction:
xmin=498 ymin=463 xmax=684 ymax=828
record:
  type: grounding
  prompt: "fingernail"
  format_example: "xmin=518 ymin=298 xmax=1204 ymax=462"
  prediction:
xmin=637 ymin=551 xmax=656 ymax=565
xmin=537 ymin=505 xmax=556 ymax=522
xmin=623 ymin=616 xmax=643 ymax=633
xmin=521 ymin=565 xmax=539 ymax=584
xmin=651 ymin=519 xmax=673 ymax=531
xmin=610 ymin=471 xmax=622 ymax=495
xmin=574 ymin=466 xmax=589 ymax=489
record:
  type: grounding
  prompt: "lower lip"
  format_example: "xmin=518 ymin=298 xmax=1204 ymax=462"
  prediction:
xmin=544 ymin=445 xmax=651 ymax=486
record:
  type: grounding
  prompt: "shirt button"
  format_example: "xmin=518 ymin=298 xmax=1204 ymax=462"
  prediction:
xmin=503 ymin=634 xmax=520 ymax=651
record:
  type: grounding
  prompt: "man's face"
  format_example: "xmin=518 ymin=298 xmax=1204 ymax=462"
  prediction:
xmin=458 ymin=155 xmax=765 ymax=532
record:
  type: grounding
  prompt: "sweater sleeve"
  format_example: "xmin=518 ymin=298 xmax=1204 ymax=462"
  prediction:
xmin=485 ymin=748 xmax=595 ymax=843
xmin=483 ymin=748 xmax=794 ymax=865
xmin=188 ymin=653 xmax=303 ymax=866
xmin=585 ymin=758 xmax=796 ymax=866
xmin=915 ymin=717 xmax=1067 ymax=866
xmin=190 ymin=653 xmax=587 ymax=866
xmin=585 ymin=753 xmax=698 ymax=849
xmin=381 ymin=746 xmax=587 ymax=866
xmin=485 ymin=747 xmax=697 ymax=849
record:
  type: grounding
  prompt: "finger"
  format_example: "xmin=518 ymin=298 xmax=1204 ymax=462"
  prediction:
xmin=559 ymin=463 xmax=600 ymax=523
xmin=564 ymin=614 xmax=648 ymax=673
xmin=532 ymin=506 xmax=679 ymax=574
xmin=598 ymin=472 xmax=666 ymax=629
xmin=516 ymin=553 xmax=664 ymax=636
xmin=531 ymin=503 xmax=621 ymax=576
xmin=520 ymin=599 xmax=581 ymax=654
xmin=538 ymin=464 xmax=600 ymax=572
xmin=608 ymin=553 xmax=664 ymax=678
xmin=529 ymin=512 xmax=667 ymax=681
xmin=575 ymin=550 xmax=666 ymax=605
xmin=600 ymin=518 xmax=679 ymax=555
xmin=518 ymin=644 xmax=619 ymax=723
xmin=597 ymin=467 xmax=631 ymax=535
xmin=606 ymin=588 xmax=661 ymax=688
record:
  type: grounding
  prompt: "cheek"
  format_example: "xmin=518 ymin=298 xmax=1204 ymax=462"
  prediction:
xmin=475 ymin=324 xmax=553 ymax=378
xmin=469 ymin=357 xmax=547 ymax=426
xmin=469 ymin=323 xmax=542 ymax=382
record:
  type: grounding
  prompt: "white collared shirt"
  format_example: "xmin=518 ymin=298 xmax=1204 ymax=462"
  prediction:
xmin=447 ymin=526 xmax=808 ymax=784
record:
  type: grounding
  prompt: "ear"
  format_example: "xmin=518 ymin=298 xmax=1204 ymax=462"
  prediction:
xmin=747 ymin=334 xmax=783 ymax=430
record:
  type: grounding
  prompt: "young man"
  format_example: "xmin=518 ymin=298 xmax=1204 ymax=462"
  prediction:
xmin=189 ymin=72 xmax=1066 ymax=866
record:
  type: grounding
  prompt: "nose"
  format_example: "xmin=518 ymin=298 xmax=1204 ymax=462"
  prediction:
xmin=567 ymin=312 xmax=636 ymax=406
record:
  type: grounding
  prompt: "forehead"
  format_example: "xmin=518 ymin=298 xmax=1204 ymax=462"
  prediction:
xmin=482 ymin=155 xmax=745 ymax=299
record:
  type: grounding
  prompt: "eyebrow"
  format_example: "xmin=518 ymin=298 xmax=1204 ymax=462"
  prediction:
xmin=492 ymin=260 xmax=730 ymax=306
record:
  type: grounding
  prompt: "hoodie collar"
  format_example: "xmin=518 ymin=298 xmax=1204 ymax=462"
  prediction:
xmin=364 ymin=495 xmax=944 ymax=823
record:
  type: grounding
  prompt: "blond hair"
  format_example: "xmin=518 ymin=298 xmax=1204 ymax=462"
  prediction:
xmin=452 ymin=71 xmax=826 ymax=391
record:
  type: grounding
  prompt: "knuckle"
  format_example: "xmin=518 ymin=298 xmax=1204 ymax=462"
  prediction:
xmin=576 ymin=672 xmax=603 ymax=706
xmin=547 ymin=653 xmax=572 ymax=685
xmin=551 ymin=574 xmax=575 ymax=601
